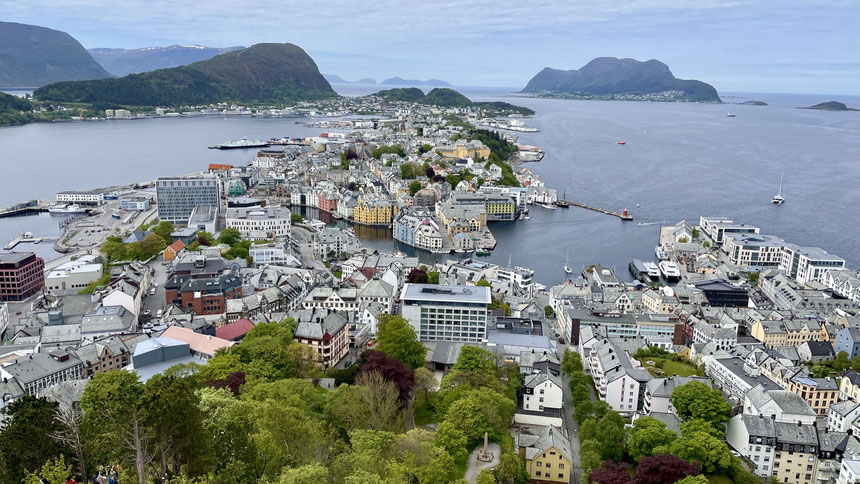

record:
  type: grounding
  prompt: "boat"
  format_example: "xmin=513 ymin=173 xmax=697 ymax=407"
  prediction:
xmin=655 ymin=245 xmax=668 ymax=260
xmin=475 ymin=249 xmax=492 ymax=256
xmin=659 ymin=260 xmax=681 ymax=281
xmin=643 ymin=261 xmax=661 ymax=280
xmin=772 ymin=172 xmax=785 ymax=204
xmin=48 ymin=204 xmax=87 ymax=215
xmin=629 ymin=259 xmax=650 ymax=283
xmin=726 ymin=113 xmax=736 ymax=118
xmin=617 ymin=140 xmax=626 ymax=145
xmin=536 ymin=202 xmax=557 ymax=210
xmin=564 ymin=249 xmax=572 ymax=274
xmin=208 ymin=137 xmax=270 ymax=150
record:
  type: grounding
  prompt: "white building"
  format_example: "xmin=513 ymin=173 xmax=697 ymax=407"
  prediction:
xmin=838 ymin=459 xmax=860 ymax=484
xmin=642 ymin=376 xmax=711 ymax=415
xmin=248 ymin=245 xmax=293 ymax=266
xmin=0 ymin=302 xmax=9 ymax=340
xmin=45 ymin=255 xmax=103 ymax=295
xmin=225 ymin=206 xmax=291 ymax=239
xmin=399 ymin=284 xmax=491 ymax=343
xmin=120 ymin=197 xmax=150 ymax=211
xmin=57 ymin=190 xmax=104 ymax=206
xmin=588 ymin=339 xmax=652 ymax=413
xmin=828 ymin=401 xmax=860 ymax=432
xmin=699 ymin=216 xmax=760 ymax=244
xmin=515 ymin=370 xmax=564 ymax=427
xmin=779 ymin=244 xmax=845 ymax=285
xmin=823 ymin=269 xmax=860 ymax=305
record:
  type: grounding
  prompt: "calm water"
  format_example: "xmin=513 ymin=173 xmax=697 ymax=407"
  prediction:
xmin=1 ymin=85 xmax=857 ymax=287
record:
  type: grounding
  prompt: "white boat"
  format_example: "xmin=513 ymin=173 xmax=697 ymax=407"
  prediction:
xmin=536 ymin=202 xmax=557 ymax=210
xmin=208 ymin=137 xmax=270 ymax=150
xmin=772 ymin=172 xmax=785 ymax=204
xmin=48 ymin=204 xmax=87 ymax=215
xmin=564 ymin=248 xmax=572 ymax=274
xmin=655 ymin=246 xmax=668 ymax=260
xmin=659 ymin=261 xmax=681 ymax=281
xmin=726 ymin=113 xmax=736 ymax=118
xmin=643 ymin=261 xmax=661 ymax=280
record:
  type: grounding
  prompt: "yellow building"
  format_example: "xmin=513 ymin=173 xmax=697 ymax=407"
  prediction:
xmin=353 ymin=198 xmax=397 ymax=225
xmin=436 ymin=139 xmax=491 ymax=160
xmin=772 ymin=422 xmax=819 ymax=484
xmin=517 ymin=426 xmax=571 ymax=484
xmin=750 ymin=318 xmax=826 ymax=348
xmin=839 ymin=372 xmax=860 ymax=403
xmin=436 ymin=202 xmax=486 ymax=236
xmin=642 ymin=289 xmax=680 ymax=314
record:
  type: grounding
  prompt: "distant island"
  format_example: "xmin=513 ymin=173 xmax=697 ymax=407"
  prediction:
xmin=34 ymin=43 xmax=336 ymax=106
xmin=89 ymin=45 xmax=244 ymax=77
xmin=739 ymin=100 xmax=767 ymax=106
xmin=323 ymin=74 xmax=378 ymax=84
xmin=802 ymin=101 xmax=858 ymax=111
xmin=0 ymin=21 xmax=112 ymax=88
xmin=373 ymin=87 xmax=534 ymax=115
xmin=522 ymin=57 xmax=721 ymax=103
xmin=382 ymin=77 xmax=451 ymax=86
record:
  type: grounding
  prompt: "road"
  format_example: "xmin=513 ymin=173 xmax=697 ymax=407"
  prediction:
xmin=561 ymin=372 xmax=583 ymax=484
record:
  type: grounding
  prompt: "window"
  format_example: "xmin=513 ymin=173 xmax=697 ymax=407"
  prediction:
xmin=559 ymin=464 xmax=564 ymax=469
xmin=536 ymin=462 xmax=541 ymax=467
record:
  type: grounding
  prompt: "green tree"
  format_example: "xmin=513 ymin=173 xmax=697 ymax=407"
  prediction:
xmin=679 ymin=418 xmax=723 ymax=439
xmin=452 ymin=346 xmax=498 ymax=376
xmin=476 ymin=278 xmax=491 ymax=287
xmin=544 ymin=305 xmax=553 ymax=318
xmin=0 ymin=396 xmax=68 ymax=484
xmin=409 ymin=180 xmax=422 ymax=195
xmin=291 ymin=213 xmax=303 ymax=224
xmin=476 ymin=468 xmax=496 ymax=484
xmin=628 ymin=416 xmax=677 ymax=461
xmin=219 ymin=227 xmax=242 ymax=245
xmin=427 ymin=271 xmax=440 ymax=284
xmin=571 ymin=384 xmax=591 ymax=406
xmin=22 ymin=455 xmax=72 ymax=484
xmin=376 ymin=314 xmax=426 ymax=370
xmin=277 ymin=463 xmax=329 ymax=484
xmin=433 ymin=421 xmax=469 ymax=460
xmin=152 ymin=220 xmax=174 ymax=241
xmin=400 ymin=164 xmax=416 ymax=179
xmin=561 ymin=349 xmax=583 ymax=376
xmin=672 ymin=381 xmax=731 ymax=430
xmin=664 ymin=430 xmax=734 ymax=474
xmin=834 ymin=351 xmax=850 ymax=372
xmin=140 ymin=232 xmax=167 ymax=257
xmin=580 ymin=440 xmax=603 ymax=473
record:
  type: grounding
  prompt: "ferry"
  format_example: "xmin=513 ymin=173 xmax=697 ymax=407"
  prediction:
xmin=726 ymin=113 xmax=736 ymax=118
xmin=208 ymin=137 xmax=270 ymax=150
xmin=475 ymin=249 xmax=492 ymax=257
xmin=643 ymin=261 xmax=661 ymax=280
xmin=48 ymin=204 xmax=87 ymax=215
xmin=617 ymin=140 xmax=626 ymax=145
xmin=629 ymin=259 xmax=651 ymax=283
xmin=659 ymin=260 xmax=681 ymax=281
xmin=655 ymin=245 xmax=668 ymax=260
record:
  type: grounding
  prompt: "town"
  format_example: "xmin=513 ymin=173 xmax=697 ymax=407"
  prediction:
xmin=1 ymin=94 xmax=859 ymax=484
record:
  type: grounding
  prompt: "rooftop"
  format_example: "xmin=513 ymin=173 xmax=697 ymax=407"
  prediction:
xmin=400 ymin=283 xmax=491 ymax=304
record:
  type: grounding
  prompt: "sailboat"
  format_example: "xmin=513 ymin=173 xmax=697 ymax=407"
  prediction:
xmin=772 ymin=172 xmax=785 ymax=204
xmin=564 ymin=248 xmax=572 ymax=274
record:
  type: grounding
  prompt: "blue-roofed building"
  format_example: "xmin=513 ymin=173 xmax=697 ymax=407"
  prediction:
xmin=128 ymin=337 xmax=205 ymax=381
xmin=835 ymin=327 xmax=860 ymax=358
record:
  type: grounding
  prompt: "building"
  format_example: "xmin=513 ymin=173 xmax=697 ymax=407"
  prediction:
xmin=0 ymin=351 xmax=84 ymax=395
xmin=156 ymin=175 xmax=221 ymax=223
xmin=451 ymin=192 xmax=516 ymax=222
xmin=836 ymin=328 xmax=860 ymax=358
xmin=779 ymin=244 xmax=845 ymax=285
xmin=0 ymin=253 xmax=45 ymax=301
xmin=699 ymin=216 xmax=760 ymax=244
xmin=80 ymin=305 xmax=136 ymax=338
xmin=0 ymin=302 xmax=9 ymax=340
xmin=292 ymin=309 xmax=350 ymax=369
xmin=120 ymin=196 xmax=150 ymax=211
xmin=695 ymin=280 xmax=750 ymax=307
xmin=726 ymin=415 xmax=777 ymax=478
xmin=45 ymin=255 xmax=103 ymax=295
xmin=313 ymin=228 xmax=359 ymax=259
xmin=187 ymin=205 xmax=218 ymax=233
xmin=161 ymin=326 xmax=234 ymax=358
xmin=797 ymin=340 xmax=835 ymax=363
xmin=750 ymin=318 xmax=826 ymax=348
xmin=827 ymin=401 xmax=860 ymax=432
xmin=642 ymin=288 xmax=680 ymax=314
xmin=400 ymin=283 xmax=491 ymax=343
xmin=772 ymin=421 xmax=819 ymax=484
xmin=723 ymin=233 xmax=787 ymax=267
xmin=561 ymin=309 xmax=637 ymax=346
xmin=840 ymin=372 xmax=860 ymax=403
xmin=215 ymin=318 xmax=255 ymax=341
xmin=57 ymin=190 xmax=104 ymax=206
xmin=516 ymin=425 xmax=573 ymax=484
xmin=163 ymin=240 xmax=186 ymax=261
xmin=786 ymin=374 xmax=838 ymax=416
xmin=838 ymin=459 xmax=860 ymax=484
xmin=823 ymin=269 xmax=860 ymax=305
xmin=436 ymin=138 xmax=491 ymax=160
xmin=225 ymin=206 xmax=292 ymax=239
xmin=643 ymin=376 xmax=712 ymax=415
xmin=354 ymin=198 xmax=397 ymax=225
xmin=587 ymin=339 xmax=652 ymax=412
xmin=164 ymin=256 xmax=241 ymax=315
xmin=515 ymin=370 xmax=564 ymax=427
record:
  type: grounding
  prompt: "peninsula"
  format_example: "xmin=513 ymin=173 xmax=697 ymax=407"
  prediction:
xmin=522 ymin=57 xmax=721 ymax=102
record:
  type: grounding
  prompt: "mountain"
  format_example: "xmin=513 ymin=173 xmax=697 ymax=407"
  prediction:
xmin=802 ymin=101 xmax=858 ymax=111
xmin=34 ymin=43 xmax=336 ymax=106
xmin=355 ymin=78 xmax=377 ymax=84
xmin=382 ymin=77 xmax=451 ymax=87
xmin=324 ymin=74 xmax=379 ymax=84
xmin=374 ymin=87 xmax=425 ymax=102
xmin=418 ymin=88 xmax=472 ymax=107
xmin=0 ymin=21 xmax=113 ymax=88
xmin=88 ymin=45 xmax=244 ymax=76
xmin=522 ymin=57 xmax=720 ymax=102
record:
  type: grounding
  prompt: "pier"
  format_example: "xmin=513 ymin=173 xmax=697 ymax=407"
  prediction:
xmin=555 ymin=199 xmax=633 ymax=221
xmin=4 ymin=234 xmax=59 ymax=250
xmin=0 ymin=200 xmax=48 ymax=218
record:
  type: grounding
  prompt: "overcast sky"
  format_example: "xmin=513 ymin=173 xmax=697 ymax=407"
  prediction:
xmin=2 ymin=0 xmax=858 ymax=94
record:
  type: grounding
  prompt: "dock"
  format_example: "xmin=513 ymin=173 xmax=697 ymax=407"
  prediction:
xmin=4 ymin=234 xmax=60 ymax=250
xmin=555 ymin=200 xmax=633 ymax=221
xmin=0 ymin=200 xmax=49 ymax=218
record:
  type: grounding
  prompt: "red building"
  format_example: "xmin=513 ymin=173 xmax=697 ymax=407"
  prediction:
xmin=0 ymin=253 xmax=45 ymax=302
xmin=164 ymin=256 xmax=242 ymax=315
xmin=318 ymin=192 xmax=339 ymax=213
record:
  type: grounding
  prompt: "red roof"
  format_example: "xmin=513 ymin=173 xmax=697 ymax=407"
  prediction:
xmin=209 ymin=163 xmax=234 ymax=171
xmin=216 ymin=318 xmax=255 ymax=341
xmin=167 ymin=240 xmax=186 ymax=253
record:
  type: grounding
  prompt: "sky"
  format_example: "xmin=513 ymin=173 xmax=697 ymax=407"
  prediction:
xmin=2 ymin=0 xmax=858 ymax=94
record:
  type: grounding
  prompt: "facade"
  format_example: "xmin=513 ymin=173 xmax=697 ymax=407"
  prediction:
xmin=120 ymin=196 xmax=150 ymax=211
xmin=695 ymin=280 xmax=750 ymax=307
xmin=642 ymin=288 xmax=680 ymax=314
xmin=824 ymin=269 xmax=860 ymax=304
xmin=225 ymin=206 xmax=292 ymax=238
xmin=779 ymin=244 xmax=845 ymax=285
xmin=163 ymin=240 xmax=186 ymax=261
xmin=835 ymin=328 xmax=860 ymax=358
xmin=517 ymin=425 xmax=572 ymax=484
xmin=354 ymin=198 xmax=397 ymax=225
xmin=0 ymin=252 xmax=45 ymax=302
xmin=156 ymin=175 xmax=221 ymax=223
xmin=293 ymin=309 xmax=350 ymax=369
xmin=313 ymin=228 xmax=359 ymax=258
xmin=587 ymin=339 xmax=652 ymax=412
xmin=699 ymin=216 xmax=760 ymax=244
xmin=45 ymin=255 xmax=103 ymax=295
xmin=0 ymin=351 xmax=84 ymax=395
xmin=435 ymin=138 xmax=491 ymax=160
xmin=840 ymin=372 xmax=860 ymax=403
xmin=451 ymin=192 xmax=516 ymax=222
xmin=57 ymin=190 xmax=104 ymax=206
xmin=516 ymin=370 xmax=564 ymax=427
xmin=399 ymin=283 xmax=491 ymax=343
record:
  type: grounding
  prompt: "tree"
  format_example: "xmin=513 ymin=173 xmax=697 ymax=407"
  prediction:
xmin=628 ymin=417 xmax=677 ymax=461
xmin=476 ymin=278 xmax=491 ymax=287
xmin=414 ymin=366 xmax=438 ymax=402
xmin=675 ymin=476 xmax=709 ymax=484
xmin=0 ymin=396 xmax=68 ymax=484
xmin=22 ymin=455 xmax=72 ymax=484
xmin=152 ymin=220 xmax=174 ymax=241
xmin=544 ymin=305 xmax=554 ymax=318
xmin=580 ymin=441 xmax=603 ymax=474
xmin=277 ymin=463 xmax=329 ymax=484
xmin=291 ymin=213 xmax=303 ymax=224
xmin=452 ymin=346 xmax=498 ymax=376
xmin=433 ymin=421 xmax=469 ymax=460
xmin=679 ymin=418 xmax=723 ymax=439
xmin=427 ymin=271 xmax=440 ymax=284
xmin=665 ymin=430 xmax=734 ymax=474
xmin=561 ymin=349 xmax=583 ymax=376
xmin=140 ymin=232 xmax=167 ymax=257
xmin=834 ymin=351 xmax=850 ymax=372
xmin=634 ymin=454 xmax=701 ymax=484
xmin=329 ymin=372 xmax=404 ymax=432
xmin=218 ymin=227 xmax=242 ymax=245
xmin=376 ymin=314 xmax=426 ymax=370
xmin=476 ymin=468 xmax=496 ymax=484
xmin=587 ymin=460 xmax=632 ymax=484
xmin=574 ymin=400 xmax=594 ymax=425
xmin=52 ymin=405 xmax=88 ymax=482
xmin=400 ymin=164 xmax=416 ymax=179
xmin=360 ymin=351 xmax=415 ymax=403
xmin=672 ymin=381 xmax=731 ymax=430
xmin=409 ymin=180 xmax=422 ymax=195
xmin=572 ymin=384 xmax=591 ymax=406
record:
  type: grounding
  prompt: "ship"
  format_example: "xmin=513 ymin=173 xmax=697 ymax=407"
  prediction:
xmin=655 ymin=246 xmax=668 ymax=260
xmin=629 ymin=259 xmax=651 ymax=283
xmin=726 ymin=113 xmax=736 ymax=118
xmin=208 ymin=137 xmax=270 ymax=150
xmin=475 ymin=249 xmax=492 ymax=256
xmin=617 ymin=140 xmax=626 ymax=145
xmin=659 ymin=260 xmax=681 ymax=281
xmin=643 ymin=261 xmax=661 ymax=280
xmin=48 ymin=204 xmax=87 ymax=215
xmin=772 ymin=172 xmax=785 ymax=204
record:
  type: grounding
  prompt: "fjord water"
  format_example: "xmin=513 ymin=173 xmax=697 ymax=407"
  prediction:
xmin=0 ymin=86 xmax=857 ymax=287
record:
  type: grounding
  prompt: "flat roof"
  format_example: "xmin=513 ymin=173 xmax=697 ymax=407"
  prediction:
xmin=400 ymin=283 xmax=491 ymax=304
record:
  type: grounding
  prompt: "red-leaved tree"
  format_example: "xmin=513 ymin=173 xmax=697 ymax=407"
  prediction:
xmin=588 ymin=461 xmax=634 ymax=484
xmin=359 ymin=351 xmax=415 ymax=403
xmin=634 ymin=454 xmax=701 ymax=484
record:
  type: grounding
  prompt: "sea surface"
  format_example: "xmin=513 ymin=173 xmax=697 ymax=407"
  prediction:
xmin=1 ymin=85 xmax=857 ymax=287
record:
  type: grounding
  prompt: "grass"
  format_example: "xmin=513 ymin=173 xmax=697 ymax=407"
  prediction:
xmin=637 ymin=357 xmax=705 ymax=378
xmin=707 ymin=475 xmax=734 ymax=484
xmin=413 ymin=393 xmax=436 ymax=426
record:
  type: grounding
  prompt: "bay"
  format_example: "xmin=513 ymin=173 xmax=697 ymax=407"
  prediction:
xmin=0 ymin=85 xmax=856 ymax=289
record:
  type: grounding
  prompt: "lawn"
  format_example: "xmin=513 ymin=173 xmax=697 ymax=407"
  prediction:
xmin=636 ymin=357 xmax=704 ymax=378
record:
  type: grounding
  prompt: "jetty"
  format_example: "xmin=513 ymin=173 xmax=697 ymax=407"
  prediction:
xmin=4 ymin=233 xmax=59 ymax=250
xmin=555 ymin=199 xmax=633 ymax=221
xmin=0 ymin=200 xmax=48 ymax=218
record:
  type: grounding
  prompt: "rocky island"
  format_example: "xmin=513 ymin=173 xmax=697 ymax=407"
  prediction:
xmin=739 ymin=100 xmax=768 ymax=106
xmin=802 ymin=101 xmax=858 ymax=111
xmin=522 ymin=57 xmax=721 ymax=102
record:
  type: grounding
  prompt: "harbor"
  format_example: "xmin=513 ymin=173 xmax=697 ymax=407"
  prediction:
xmin=3 ymin=232 xmax=58 ymax=250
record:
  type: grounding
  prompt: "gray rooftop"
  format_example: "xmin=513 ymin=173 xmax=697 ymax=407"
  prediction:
xmin=401 ymin=284 xmax=491 ymax=304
